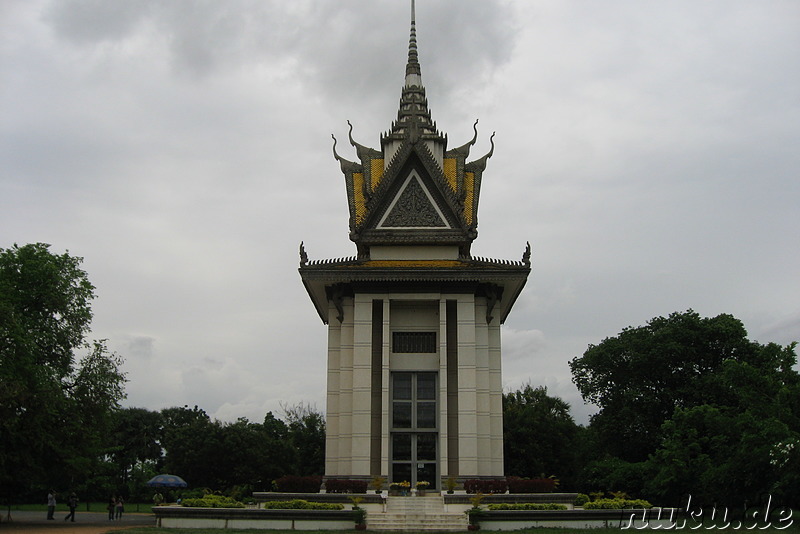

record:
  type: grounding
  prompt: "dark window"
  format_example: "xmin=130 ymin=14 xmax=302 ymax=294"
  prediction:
xmin=393 ymin=332 xmax=436 ymax=353
xmin=393 ymin=403 xmax=412 ymax=428
xmin=393 ymin=373 xmax=412 ymax=399
xmin=417 ymin=374 xmax=436 ymax=399
xmin=393 ymin=434 xmax=412 ymax=461
xmin=417 ymin=402 xmax=436 ymax=428
xmin=417 ymin=434 xmax=437 ymax=461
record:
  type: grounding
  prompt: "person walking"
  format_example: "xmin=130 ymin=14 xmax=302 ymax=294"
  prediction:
xmin=64 ymin=492 xmax=78 ymax=522
xmin=107 ymin=496 xmax=116 ymax=520
xmin=46 ymin=490 xmax=56 ymax=520
xmin=115 ymin=496 xmax=124 ymax=520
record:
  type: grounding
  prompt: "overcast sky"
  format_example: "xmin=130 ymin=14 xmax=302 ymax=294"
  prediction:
xmin=2 ymin=0 xmax=798 ymax=425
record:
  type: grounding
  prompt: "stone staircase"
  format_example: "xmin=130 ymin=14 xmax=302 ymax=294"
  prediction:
xmin=367 ymin=495 xmax=468 ymax=532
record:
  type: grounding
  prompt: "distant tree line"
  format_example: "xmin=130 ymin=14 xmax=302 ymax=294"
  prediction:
xmin=105 ymin=402 xmax=325 ymax=502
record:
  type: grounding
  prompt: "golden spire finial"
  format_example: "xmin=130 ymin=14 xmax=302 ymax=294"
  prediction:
xmin=406 ymin=0 xmax=421 ymax=86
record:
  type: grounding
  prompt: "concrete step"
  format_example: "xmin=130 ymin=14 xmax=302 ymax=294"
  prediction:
xmin=386 ymin=502 xmax=446 ymax=511
xmin=369 ymin=496 xmax=467 ymax=531
xmin=367 ymin=516 xmax=468 ymax=532
xmin=386 ymin=496 xmax=444 ymax=506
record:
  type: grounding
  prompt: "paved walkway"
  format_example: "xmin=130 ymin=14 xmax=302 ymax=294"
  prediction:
xmin=0 ymin=511 xmax=155 ymax=533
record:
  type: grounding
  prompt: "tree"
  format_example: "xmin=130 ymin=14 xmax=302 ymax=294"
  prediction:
xmin=159 ymin=406 xmax=298 ymax=492
xmin=502 ymin=384 xmax=582 ymax=485
xmin=159 ymin=405 xmax=216 ymax=488
xmin=0 ymin=243 xmax=127 ymax=502
xmin=110 ymin=407 xmax=163 ymax=498
xmin=283 ymin=402 xmax=326 ymax=476
xmin=570 ymin=310 xmax=799 ymax=504
xmin=645 ymin=350 xmax=800 ymax=506
xmin=570 ymin=310 xmax=777 ymax=461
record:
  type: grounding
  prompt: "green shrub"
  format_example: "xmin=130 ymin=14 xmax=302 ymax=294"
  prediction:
xmin=181 ymin=494 xmax=245 ymax=508
xmin=574 ymin=493 xmax=590 ymax=506
xmin=325 ymin=479 xmax=369 ymax=493
xmin=464 ymin=479 xmax=508 ymax=494
xmin=487 ymin=503 xmax=567 ymax=511
xmin=583 ymin=498 xmax=651 ymax=509
xmin=261 ymin=499 xmax=344 ymax=510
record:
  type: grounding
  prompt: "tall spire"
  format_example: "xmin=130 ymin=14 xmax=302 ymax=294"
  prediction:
xmin=406 ymin=0 xmax=421 ymax=87
xmin=382 ymin=0 xmax=444 ymax=146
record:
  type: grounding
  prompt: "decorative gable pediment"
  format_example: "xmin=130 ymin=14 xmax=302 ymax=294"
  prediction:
xmin=352 ymin=145 xmax=473 ymax=251
xmin=379 ymin=171 xmax=450 ymax=229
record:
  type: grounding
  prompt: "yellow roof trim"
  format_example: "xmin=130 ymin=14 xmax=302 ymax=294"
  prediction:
xmin=371 ymin=159 xmax=384 ymax=191
xmin=360 ymin=260 xmax=466 ymax=268
xmin=443 ymin=157 xmax=457 ymax=193
xmin=353 ymin=172 xmax=366 ymax=225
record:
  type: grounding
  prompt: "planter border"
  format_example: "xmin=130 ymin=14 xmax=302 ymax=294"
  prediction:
xmin=153 ymin=505 xmax=358 ymax=530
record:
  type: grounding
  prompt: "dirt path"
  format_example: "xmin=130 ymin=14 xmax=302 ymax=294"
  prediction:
xmin=0 ymin=511 xmax=154 ymax=534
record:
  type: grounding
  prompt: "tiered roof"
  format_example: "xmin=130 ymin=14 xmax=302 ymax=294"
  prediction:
xmin=331 ymin=4 xmax=496 ymax=258
xmin=300 ymin=2 xmax=530 ymax=325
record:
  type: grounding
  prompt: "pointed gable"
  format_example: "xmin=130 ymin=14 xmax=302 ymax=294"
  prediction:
xmin=379 ymin=173 xmax=449 ymax=229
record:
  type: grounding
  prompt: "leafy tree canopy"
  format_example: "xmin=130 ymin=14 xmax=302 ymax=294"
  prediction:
xmin=503 ymin=384 xmax=582 ymax=484
xmin=570 ymin=310 xmax=796 ymax=461
xmin=570 ymin=310 xmax=799 ymax=505
xmin=0 ymin=243 xmax=127 ymax=498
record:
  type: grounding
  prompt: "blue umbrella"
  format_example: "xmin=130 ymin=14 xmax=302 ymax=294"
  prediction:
xmin=146 ymin=474 xmax=188 ymax=488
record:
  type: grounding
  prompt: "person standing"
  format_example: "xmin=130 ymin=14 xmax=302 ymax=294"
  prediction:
xmin=64 ymin=492 xmax=78 ymax=522
xmin=46 ymin=490 xmax=56 ymax=520
xmin=107 ymin=496 xmax=116 ymax=520
xmin=115 ymin=496 xmax=124 ymax=520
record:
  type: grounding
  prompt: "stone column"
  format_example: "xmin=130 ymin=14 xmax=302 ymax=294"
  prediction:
xmin=325 ymin=300 xmax=342 ymax=476
xmin=456 ymin=294 xmax=479 ymax=476
xmin=488 ymin=319 xmax=504 ymax=476
xmin=351 ymin=294 xmax=374 ymax=476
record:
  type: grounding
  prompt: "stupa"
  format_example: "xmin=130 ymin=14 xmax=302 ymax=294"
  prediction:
xmin=299 ymin=1 xmax=530 ymax=490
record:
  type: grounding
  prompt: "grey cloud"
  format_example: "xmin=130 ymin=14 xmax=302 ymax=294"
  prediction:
xmin=45 ymin=0 xmax=154 ymax=44
xmin=4 ymin=1 xmax=797 ymax=427
xmin=42 ymin=1 xmax=520 ymax=100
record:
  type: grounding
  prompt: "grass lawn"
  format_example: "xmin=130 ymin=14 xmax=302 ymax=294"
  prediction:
xmin=9 ymin=502 xmax=153 ymax=513
xmin=111 ymin=526 xmax=800 ymax=534
xmin=111 ymin=530 xmax=637 ymax=534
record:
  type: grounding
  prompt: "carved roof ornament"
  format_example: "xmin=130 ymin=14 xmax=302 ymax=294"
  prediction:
xmin=299 ymin=241 xmax=308 ymax=266
xmin=450 ymin=119 xmax=480 ymax=159
xmin=522 ymin=241 xmax=532 ymax=267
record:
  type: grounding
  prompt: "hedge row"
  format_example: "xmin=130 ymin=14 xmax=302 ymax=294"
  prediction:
xmin=261 ymin=499 xmax=344 ymax=510
xmin=583 ymin=498 xmax=652 ymax=509
xmin=324 ymin=479 xmax=369 ymax=494
xmin=487 ymin=503 xmax=567 ymax=511
xmin=181 ymin=495 xmax=245 ymax=508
